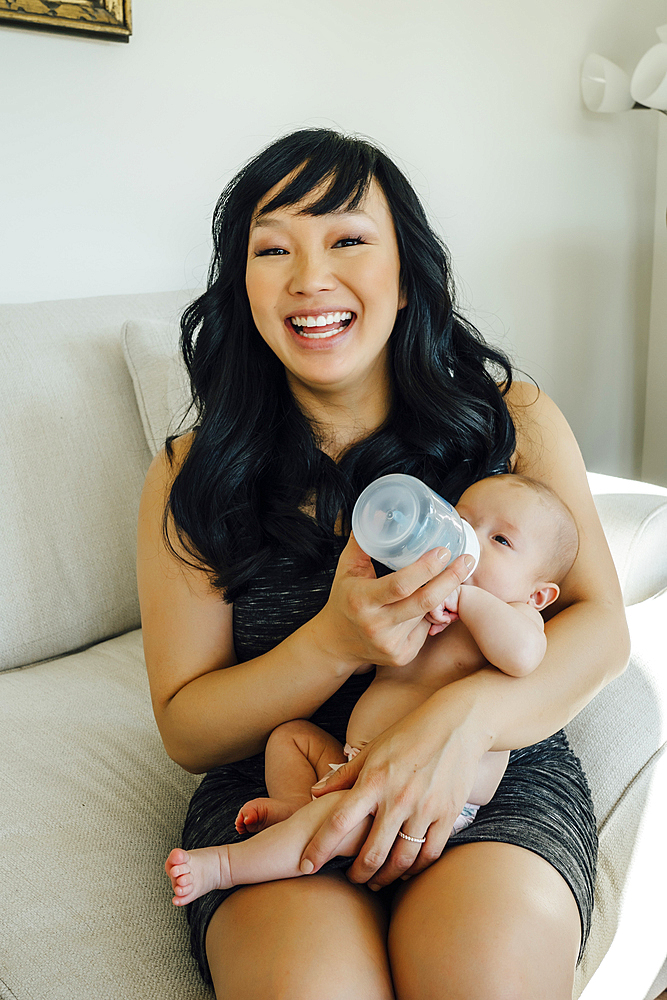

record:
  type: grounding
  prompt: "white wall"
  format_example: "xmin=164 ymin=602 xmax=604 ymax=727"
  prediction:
xmin=642 ymin=115 xmax=667 ymax=486
xmin=1 ymin=0 xmax=665 ymax=478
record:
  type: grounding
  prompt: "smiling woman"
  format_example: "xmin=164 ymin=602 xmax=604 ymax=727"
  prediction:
xmin=138 ymin=128 xmax=628 ymax=999
xmin=244 ymin=179 xmax=406 ymax=440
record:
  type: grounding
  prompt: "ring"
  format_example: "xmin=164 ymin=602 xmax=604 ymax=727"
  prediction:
xmin=397 ymin=830 xmax=427 ymax=844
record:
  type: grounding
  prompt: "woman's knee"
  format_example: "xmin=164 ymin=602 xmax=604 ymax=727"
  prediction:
xmin=205 ymin=875 xmax=394 ymax=1000
xmin=388 ymin=842 xmax=579 ymax=1000
xmin=390 ymin=918 xmax=576 ymax=1000
xmin=392 ymin=934 xmax=573 ymax=1000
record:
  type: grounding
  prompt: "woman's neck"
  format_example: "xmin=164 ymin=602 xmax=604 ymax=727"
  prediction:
xmin=287 ymin=366 xmax=392 ymax=461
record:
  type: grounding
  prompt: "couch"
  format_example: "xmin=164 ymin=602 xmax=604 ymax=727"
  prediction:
xmin=1 ymin=290 xmax=666 ymax=1000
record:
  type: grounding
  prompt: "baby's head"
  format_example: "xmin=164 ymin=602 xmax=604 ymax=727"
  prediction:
xmin=455 ymin=474 xmax=579 ymax=611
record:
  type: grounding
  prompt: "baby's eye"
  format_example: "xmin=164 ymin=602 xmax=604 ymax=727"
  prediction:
xmin=255 ymin=247 xmax=288 ymax=256
xmin=333 ymin=236 xmax=366 ymax=248
xmin=493 ymin=535 xmax=511 ymax=547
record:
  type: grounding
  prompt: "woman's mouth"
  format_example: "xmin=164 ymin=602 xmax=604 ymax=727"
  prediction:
xmin=287 ymin=311 xmax=355 ymax=339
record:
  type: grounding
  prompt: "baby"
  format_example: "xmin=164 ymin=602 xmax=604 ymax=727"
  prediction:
xmin=166 ymin=473 xmax=579 ymax=905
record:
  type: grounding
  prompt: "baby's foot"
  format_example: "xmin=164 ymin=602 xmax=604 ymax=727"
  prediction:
xmin=235 ymin=796 xmax=297 ymax=834
xmin=165 ymin=846 xmax=232 ymax=906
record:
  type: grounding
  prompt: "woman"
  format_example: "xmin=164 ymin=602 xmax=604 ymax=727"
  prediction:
xmin=138 ymin=129 xmax=629 ymax=999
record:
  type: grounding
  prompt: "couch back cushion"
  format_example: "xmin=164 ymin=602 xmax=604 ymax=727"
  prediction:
xmin=0 ymin=290 xmax=192 ymax=671
xmin=121 ymin=318 xmax=191 ymax=457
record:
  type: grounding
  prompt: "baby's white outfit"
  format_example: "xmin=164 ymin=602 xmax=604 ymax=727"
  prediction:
xmin=329 ymin=744 xmax=479 ymax=836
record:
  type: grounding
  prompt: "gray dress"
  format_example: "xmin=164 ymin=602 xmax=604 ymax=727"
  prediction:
xmin=182 ymin=543 xmax=597 ymax=984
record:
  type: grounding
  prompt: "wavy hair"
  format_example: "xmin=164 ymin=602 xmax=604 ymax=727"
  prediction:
xmin=166 ymin=129 xmax=517 ymax=601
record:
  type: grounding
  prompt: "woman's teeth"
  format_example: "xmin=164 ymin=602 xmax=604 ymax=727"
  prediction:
xmin=290 ymin=312 xmax=353 ymax=339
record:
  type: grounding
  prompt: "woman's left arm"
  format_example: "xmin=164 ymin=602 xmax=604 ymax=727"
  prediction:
xmin=300 ymin=383 xmax=629 ymax=887
xmin=462 ymin=380 xmax=630 ymax=743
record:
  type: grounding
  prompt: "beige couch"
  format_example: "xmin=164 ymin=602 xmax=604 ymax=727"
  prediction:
xmin=1 ymin=290 xmax=666 ymax=1000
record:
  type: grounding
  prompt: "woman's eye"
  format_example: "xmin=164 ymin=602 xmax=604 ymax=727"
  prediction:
xmin=254 ymin=247 xmax=288 ymax=256
xmin=493 ymin=535 xmax=511 ymax=547
xmin=333 ymin=236 xmax=366 ymax=248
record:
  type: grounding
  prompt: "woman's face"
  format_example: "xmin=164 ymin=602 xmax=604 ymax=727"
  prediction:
xmin=245 ymin=178 xmax=405 ymax=401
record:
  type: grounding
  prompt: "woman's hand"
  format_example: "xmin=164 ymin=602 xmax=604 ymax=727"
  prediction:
xmin=311 ymin=534 xmax=474 ymax=672
xmin=299 ymin=686 xmax=488 ymax=888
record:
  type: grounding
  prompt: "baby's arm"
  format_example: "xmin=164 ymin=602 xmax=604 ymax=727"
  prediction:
xmin=454 ymin=586 xmax=546 ymax=677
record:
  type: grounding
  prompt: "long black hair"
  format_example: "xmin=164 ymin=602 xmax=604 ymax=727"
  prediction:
xmin=166 ymin=128 xmax=516 ymax=601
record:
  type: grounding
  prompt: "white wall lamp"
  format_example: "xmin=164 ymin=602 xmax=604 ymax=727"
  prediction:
xmin=581 ymin=26 xmax=667 ymax=115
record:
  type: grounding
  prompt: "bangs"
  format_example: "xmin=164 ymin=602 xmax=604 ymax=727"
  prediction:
xmin=257 ymin=137 xmax=379 ymax=219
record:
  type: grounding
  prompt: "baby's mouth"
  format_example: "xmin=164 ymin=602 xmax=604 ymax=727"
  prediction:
xmin=288 ymin=311 xmax=355 ymax=339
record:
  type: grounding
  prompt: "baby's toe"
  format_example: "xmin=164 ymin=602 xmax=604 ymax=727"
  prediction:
xmin=175 ymin=871 xmax=193 ymax=886
xmin=166 ymin=848 xmax=189 ymax=870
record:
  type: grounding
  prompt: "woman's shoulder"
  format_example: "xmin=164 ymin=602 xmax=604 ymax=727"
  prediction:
xmin=501 ymin=382 xmax=588 ymax=503
xmin=501 ymin=380 xmax=568 ymax=466
xmin=501 ymin=378 xmax=542 ymax=416
xmin=147 ymin=431 xmax=195 ymax=487
xmin=140 ymin=433 xmax=196 ymax=523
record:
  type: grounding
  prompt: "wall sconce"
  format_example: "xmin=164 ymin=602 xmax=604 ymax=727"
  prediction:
xmin=581 ymin=25 xmax=667 ymax=115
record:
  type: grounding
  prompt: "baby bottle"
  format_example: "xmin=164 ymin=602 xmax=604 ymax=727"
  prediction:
xmin=351 ymin=474 xmax=480 ymax=574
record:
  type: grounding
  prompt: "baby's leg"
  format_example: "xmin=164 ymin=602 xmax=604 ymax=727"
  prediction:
xmin=166 ymin=788 xmax=372 ymax=906
xmin=237 ymin=719 xmax=346 ymax=834
xmin=346 ymin=668 xmax=432 ymax=755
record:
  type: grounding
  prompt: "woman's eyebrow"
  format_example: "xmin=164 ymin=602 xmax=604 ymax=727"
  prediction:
xmin=251 ymin=215 xmax=286 ymax=230
xmin=251 ymin=208 xmax=375 ymax=230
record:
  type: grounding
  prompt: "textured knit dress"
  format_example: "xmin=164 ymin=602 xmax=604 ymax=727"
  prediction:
xmin=182 ymin=541 xmax=597 ymax=985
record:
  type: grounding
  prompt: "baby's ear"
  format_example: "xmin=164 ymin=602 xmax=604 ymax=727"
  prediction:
xmin=528 ymin=583 xmax=560 ymax=611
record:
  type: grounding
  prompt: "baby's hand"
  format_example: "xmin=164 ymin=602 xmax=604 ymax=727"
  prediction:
xmin=424 ymin=588 xmax=461 ymax=635
xmin=443 ymin=586 xmax=461 ymax=615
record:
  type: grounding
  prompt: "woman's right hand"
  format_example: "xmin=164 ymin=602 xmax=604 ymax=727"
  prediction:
xmin=312 ymin=534 xmax=474 ymax=671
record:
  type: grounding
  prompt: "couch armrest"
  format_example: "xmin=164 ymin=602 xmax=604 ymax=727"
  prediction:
xmin=587 ymin=472 xmax=667 ymax=607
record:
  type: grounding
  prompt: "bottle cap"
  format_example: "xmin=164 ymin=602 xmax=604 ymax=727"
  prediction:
xmin=461 ymin=520 xmax=480 ymax=580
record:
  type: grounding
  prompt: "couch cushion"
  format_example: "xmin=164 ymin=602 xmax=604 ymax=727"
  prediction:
xmin=121 ymin=319 xmax=191 ymax=458
xmin=591 ymin=492 xmax=667 ymax=606
xmin=0 ymin=629 xmax=211 ymax=1000
xmin=588 ymin=470 xmax=667 ymax=607
xmin=0 ymin=291 xmax=193 ymax=671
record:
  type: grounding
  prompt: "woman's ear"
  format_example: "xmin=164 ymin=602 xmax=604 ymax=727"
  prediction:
xmin=398 ymin=281 xmax=408 ymax=311
xmin=528 ymin=582 xmax=560 ymax=611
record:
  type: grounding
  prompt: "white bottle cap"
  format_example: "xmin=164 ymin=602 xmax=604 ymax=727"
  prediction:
xmin=461 ymin=520 xmax=480 ymax=581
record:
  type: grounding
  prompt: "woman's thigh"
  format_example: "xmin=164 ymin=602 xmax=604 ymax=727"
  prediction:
xmin=206 ymin=871 xmax=394 ymax=1000
xmin=389 ymin=841 xmax=581 ymax=1000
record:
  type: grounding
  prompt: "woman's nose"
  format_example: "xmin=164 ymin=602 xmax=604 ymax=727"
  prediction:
xmin=287 ymin=250 xmax=337 ymax=296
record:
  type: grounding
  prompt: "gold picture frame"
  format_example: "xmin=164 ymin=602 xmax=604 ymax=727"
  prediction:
xmin=0 ymin=1 xmax=132 ymax=41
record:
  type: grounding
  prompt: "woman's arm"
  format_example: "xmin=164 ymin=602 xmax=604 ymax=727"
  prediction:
xmin=301 ymin=384 xmax=629 ymax=886
xmin=481 ymin=380 xmax=630 ymax=740
xmin=138 ymin=439 xmax=354 ymax=771
xmin=138 ymin=436 xmax=472 ymax=773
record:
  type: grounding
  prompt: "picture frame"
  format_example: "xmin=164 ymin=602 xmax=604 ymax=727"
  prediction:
xmin=0 ymin=1 xmax=132 ymax=42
